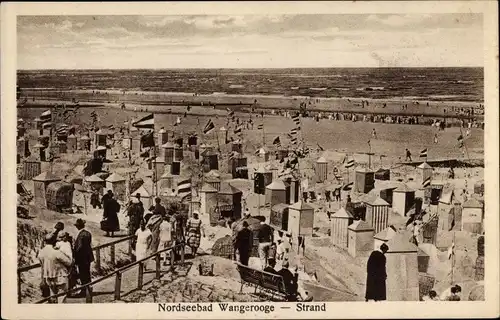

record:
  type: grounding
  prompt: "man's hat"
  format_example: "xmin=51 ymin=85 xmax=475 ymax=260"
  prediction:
xmin=135 ymin=193 xmax=141 ymax=198
xmin=107 ymin=190 xmax=114 ymax=195
xmin=74 ymin=218 xmax=86 ymax=228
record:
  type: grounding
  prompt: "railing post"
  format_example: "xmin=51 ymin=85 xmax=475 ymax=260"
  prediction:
xmin=170 ymin=248 xmax=175 ymax=271
xmin=128 ymin=237 xmax=133 ymax=257
xmin=181 ymin=244 xmax=185 ymax=265
xmin=155 ymin=254 xmax=161 ymax=279
xmin=114 ymin=272 xmax=122 ymax=301
xmin=110 ymin=244 xmax=116 ymax=267
xmin=95 ymin=248 xmax=101 ymax=272
xmin=85 ymin=287 xmax=92 ymax=303
xmin=138 ymin=262 xmax=144 ymax=290
xmin=17 ymin=271 xmax=22 ymax=304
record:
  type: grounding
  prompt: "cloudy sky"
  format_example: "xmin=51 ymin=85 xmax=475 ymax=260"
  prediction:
xmin=17 ymin=14 xmax=483 ymax=69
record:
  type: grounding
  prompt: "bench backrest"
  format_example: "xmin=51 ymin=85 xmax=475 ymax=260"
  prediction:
xmin=237 ymin=263 xmax=287 ymax=295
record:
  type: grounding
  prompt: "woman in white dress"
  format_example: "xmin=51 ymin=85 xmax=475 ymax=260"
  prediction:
xmin=135 ymin=220 xmax=152 ymax=268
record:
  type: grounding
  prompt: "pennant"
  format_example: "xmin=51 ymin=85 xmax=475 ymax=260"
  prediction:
xmin=257 ymin=124 xmax=264 ymax=130
xmin=420 ymin=148 xmax=428 ymax=158
xmin=345 ymin=159 xmax=355 ymax=168
xmin=133 ymin=113 xmax=154 ymax=130
xmin=291 ymin=137 xmax=298 ymax=145
xmin=203 ymin=119 xmax=215 ymax=134
xmin=290 ymin=128 xmax=299 ymax=135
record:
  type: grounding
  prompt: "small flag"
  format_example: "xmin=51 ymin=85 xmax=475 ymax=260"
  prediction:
xmin=317 ymin=143 xmax=324 ymax=151
xmin=342 ymin=182 xmax=354 ymax=191
xmin=290 ymin=128 xmax=299 ymax=135
xmin=345 ymin=159 xmax=355 ymax=168
xmin=42 ymin=122 xmax=52 ymax=129
xmin=273 ymin=136 xmax=281 ymax=146
xmin=133 ymin=113 xmax=154 ymax=130
xmin=203 ymin=119 xmax=215 ymax=134
xmin=177 ymin=178 xmax=192 ymax=195
xmin=291 ymin=137 xmax=298 ymax=145
xmin=422 ymin=177 xmax=431 ymax=188
xmin=292 ymin=114 xmax=300 ymax=126
xmin=367 ymin=139 xmax=371 ymax=146
xmin=420 ymin=148 xmax=428 ymax=158
xmin=447 ymin=241 xmax=455 ymax=259
xmin=257 ymin=124 xmax=264 ymax=130
xmin=40 ymin=110 xmax=52 ymax=124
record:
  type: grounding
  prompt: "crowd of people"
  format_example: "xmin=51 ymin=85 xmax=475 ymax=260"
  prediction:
xmin=37 ymin=192 xmax=207 ymax=303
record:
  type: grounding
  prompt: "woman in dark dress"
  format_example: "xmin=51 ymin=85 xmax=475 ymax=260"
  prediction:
xmin=101 ymin=190 xmax=120 ymax=237
xmin=365 ymin=243 xmax=389 ymax=302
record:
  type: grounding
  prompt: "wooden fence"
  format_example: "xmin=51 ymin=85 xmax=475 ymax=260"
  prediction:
xmin=17 ymin=234 xmax=135 ymax=303
xmin=34 ymin=241 xmax=186 ymax=304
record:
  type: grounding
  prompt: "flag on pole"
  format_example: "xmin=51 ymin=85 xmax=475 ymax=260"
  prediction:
xmin=257 ymin=124 xmax=263 ymax=130
xmin=345 ymin=159 xmax=355 ymax=168
xmin=273 ymin=136 xmax=281 ymax=146
xmin=447 ymin=241 xmax=455 ymax=259
xmin=203 ymin=119 xmax=215 ymax=134
xmin=132 ymin=113 xmax=154 ymax=130
xmin=292 ymin=114 xmax=300 ymax=126
xmin=420 ymin=148 xmax=428 ymax=158
xmin=291 ymin=128 xmax=299 ymax=135
xmin=317 ymin=143 xmax=324 ymax=151
xmin=422 ymin=177 xmax=431 ymax=188
xmin=177 ymin=178 xmax=192 ymax=199
xmin=234 ymin=126 xmax=242 ymax=135
xmin=40 ymin=110 xmax=52 ymax=124
xmin=342 ymin=181 xmax=354 ymax=191
xmin=291 ymin=137 xmax=298 ymax=145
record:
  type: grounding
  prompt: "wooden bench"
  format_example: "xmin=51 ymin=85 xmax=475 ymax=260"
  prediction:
xmin=236 ymin=263 xmax=296 ymax=301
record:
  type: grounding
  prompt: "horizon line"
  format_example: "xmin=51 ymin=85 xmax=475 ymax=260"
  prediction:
xmin=18 ymin=66 xmax=484 ymax=71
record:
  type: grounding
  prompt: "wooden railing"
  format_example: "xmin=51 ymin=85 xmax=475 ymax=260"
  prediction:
xmin=17 ymin=234 xmax=135 ymax=303
xmin=34 ymin=241 xmax=185 ymax=304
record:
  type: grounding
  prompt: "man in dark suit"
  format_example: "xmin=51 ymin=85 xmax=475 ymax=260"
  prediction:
xmin=73 ymin=219 xmax=94 ymax=296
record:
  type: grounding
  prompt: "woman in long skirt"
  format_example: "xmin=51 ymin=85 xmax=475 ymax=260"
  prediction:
xmin=185 ymin=212 xmax=204 ymax=257
xmin=135 ymin=220 xmax=152 ymax=269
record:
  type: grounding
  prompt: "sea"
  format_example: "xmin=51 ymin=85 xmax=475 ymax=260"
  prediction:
xmin=17 ymin=67 xmax=483 ymax=102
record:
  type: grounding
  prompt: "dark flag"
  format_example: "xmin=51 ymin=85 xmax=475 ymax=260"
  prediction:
xmin=420 ymin=148 xmax=428 ymax=158
xmin=133 ymin=113 xmax=154 ymax=130
xmin=345 ymin=159 xmax=355 ymax=168
xmin=257 ymin=124 xmax=264 ymax=130
xmin=342 ymin=182 xmax=354 ymax=191
xmin=203 ymin=119 xmax=215 ymax=134
xmin=273 ymin=136 xmax=281 ymax=146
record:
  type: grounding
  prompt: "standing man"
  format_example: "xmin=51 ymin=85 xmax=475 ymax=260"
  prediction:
xmin=127 ymin=193 xmax=144 ymax=236
xmin=257 ymin=217 xmax=274 ymax=270
xmin=153 ymin=197 xmax=167 ymax=217
xmin=235 ymin=221 xmax=253 ymax=266
xmin=365 ymin=243 xmax=389 ymax=302
xmin=73 ymin=219 xmax=94 ymax=297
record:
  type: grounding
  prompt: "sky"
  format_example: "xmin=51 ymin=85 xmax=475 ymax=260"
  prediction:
xmin=17 ymin=14 xmax=484 ymax=69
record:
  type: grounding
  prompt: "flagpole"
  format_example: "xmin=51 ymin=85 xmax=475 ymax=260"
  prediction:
xmin=153 ymin=129 xmax=158 ymax=198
